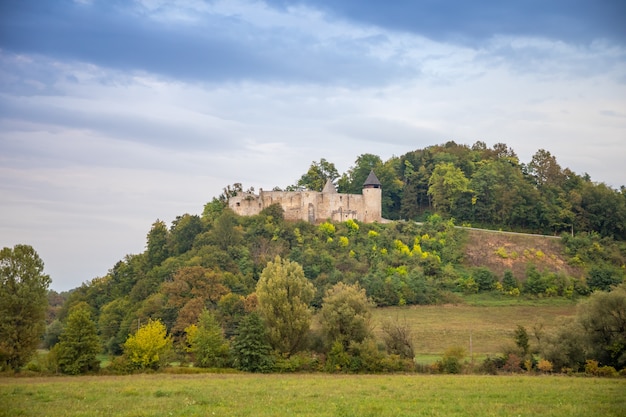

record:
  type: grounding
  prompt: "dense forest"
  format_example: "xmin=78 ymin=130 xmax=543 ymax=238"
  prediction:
xmin=6 ymin=142 xmax=625 ymax=375
xmin=293 ymin=141 xmax=626 ymax=239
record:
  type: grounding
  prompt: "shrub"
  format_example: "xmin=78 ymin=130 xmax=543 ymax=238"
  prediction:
xmin=473 ymin=267 xmax=497 ymax=291
xmin=584 ymin=359 xmax=599 ymax=376
xmin=438 ymin=346 xmax=466 ymax=374
xmin=495 ymin=247 xmax=508 ymax=258
xmin=597 ymin=366 xmax=618 ymax=377
xmin=502 ymin=270 xmax=518 ymax=291
xmin=502 ymin=353 xmax=523 ymax=373
xmin=274 ymin=352 xmax=320 ymax=373
xmin=537 ymin=359 xmax=553 ymax=373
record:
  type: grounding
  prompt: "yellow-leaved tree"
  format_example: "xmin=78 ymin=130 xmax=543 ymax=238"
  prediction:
xmin=124 ymin=319 xmax=172 ymax=370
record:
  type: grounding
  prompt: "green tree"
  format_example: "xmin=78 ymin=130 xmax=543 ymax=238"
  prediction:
xmin=99 ymin=298 xmax=131 ymax=354
xmin=256 ymin=256 xmax=315 ymax=355
xmin=319 ymin=282 xmax=372 ymax=351
xmin=123 ymin=319 xmax=172 ymax=370
xmin=231 ymin=312 xmax=274 ymax=372
xmin=428 ymin=162 xmax=469 ymax=214
xmin=185 ymin=309 xmax=230 ymax=368
xmin=514 ymin=325 xmax=530 ymax=358
xmin=43 ymin=320 xmax=64 ymax=350
xmin=296 ymin=158 xmax=339 ymax=191
xmin=502 ymin=270 xmax=519 ymax=292
xmin=0 ymin=244 xmax=51 ymax=370
xmin=146 ymin=220 xmax=170 ymax=268
xmin=578 ymin=284 xmax=626 ymax=369
xmin=168 ymin=214 xmax=203 ymax=255
xmin=586 ymin=265 xmax=624 ymax=292
xmin=337 ymin=154 xmax=382 ymax=194
xmin=473 ymin=267 xmax=497 ymax=292
xmin=56 ymin=302 xmax=101 ymax=374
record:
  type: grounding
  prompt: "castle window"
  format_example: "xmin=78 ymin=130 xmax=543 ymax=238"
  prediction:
xmin=236 ymin=202 xmax=240 ymax=207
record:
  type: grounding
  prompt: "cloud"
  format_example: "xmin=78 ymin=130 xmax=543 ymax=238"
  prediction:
xmin=268 ymin=0 xmax=626 ymax=46
xmin=0 ymin=0 xmax=417 ymax=85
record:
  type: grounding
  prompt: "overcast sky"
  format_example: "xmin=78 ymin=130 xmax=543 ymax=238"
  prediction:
xmin=1 ymin=0 xmax=625 ymax=291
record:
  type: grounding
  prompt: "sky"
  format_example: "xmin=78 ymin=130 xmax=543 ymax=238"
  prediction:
xmin=1 ymin=0 xmax=625 ymax=292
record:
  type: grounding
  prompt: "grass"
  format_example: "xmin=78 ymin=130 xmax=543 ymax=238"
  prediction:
xmin=1 ymin=373 xmax=623 ymax=417
xmin=372 ymin=301 xmax=577 ymax=359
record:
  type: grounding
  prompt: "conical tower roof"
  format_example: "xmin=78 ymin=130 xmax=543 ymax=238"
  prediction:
xmin=363 ymin=170 xmax=381 ymax=188
xmin=322 ymin=179 xmax=337 ymax=193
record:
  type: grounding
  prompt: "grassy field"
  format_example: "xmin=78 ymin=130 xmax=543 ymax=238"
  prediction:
xmin=1 ymin=373 xmax=624 ymax=417
xmin=371 ymin=300 xmax=578 ymax=359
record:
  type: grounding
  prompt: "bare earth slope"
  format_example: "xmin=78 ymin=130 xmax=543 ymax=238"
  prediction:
xmin=462 ymin=228 xmax=583 ymax=280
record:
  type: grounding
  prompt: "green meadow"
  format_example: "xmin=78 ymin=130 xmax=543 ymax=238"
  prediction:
xmin=371 ymin=300 xmax=578 ymax=359
xmin=1 ymin=373 xmax=624 ymax=417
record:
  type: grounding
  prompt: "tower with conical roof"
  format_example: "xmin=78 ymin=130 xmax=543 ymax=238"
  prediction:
xmin=362 ymin=170 xmax=382 ymax=222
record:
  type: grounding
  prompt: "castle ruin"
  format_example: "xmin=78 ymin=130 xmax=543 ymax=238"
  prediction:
xmin=228 ymin=170 xmax=382 ymax=223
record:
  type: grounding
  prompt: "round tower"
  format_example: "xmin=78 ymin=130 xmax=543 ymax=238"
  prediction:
xmin=362 ymin=170 xmax=382 ymax=222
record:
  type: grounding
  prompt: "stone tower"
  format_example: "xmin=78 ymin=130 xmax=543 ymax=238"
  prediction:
xmin=362 ymin=170 xmax=382 ymax=223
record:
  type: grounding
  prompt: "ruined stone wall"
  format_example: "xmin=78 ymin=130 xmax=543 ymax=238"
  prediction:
xmin=228 ymin=188 xmax=380 ymax=223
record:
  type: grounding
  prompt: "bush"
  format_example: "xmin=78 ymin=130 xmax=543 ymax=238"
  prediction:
xmin=273 ymin=352 xmax=320 ymax=373
xmin=597 ymin=366 xmax=618 ymax=377
xmin=480 ymin=356 xmax=506 ymax=375
xmin=438 ymin=346 xmax=466 ymax=374
xmin=584 ymin=359 xmax=599 ymax=376
xmin=104 ymin=355 xmax=134 ymax=375
xmin=587 ymin=266 xmax=624 ymax=292
xmin=537 ymin=359 xmax=553 ymax=373
xmin=502 ymin=353 xmax=523 ymax=373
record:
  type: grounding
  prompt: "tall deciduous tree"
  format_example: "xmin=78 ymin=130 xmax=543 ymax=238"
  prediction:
xmin=124 ymin=319 xmax=172 ymax=370
xmin=146 ymin=220 xmax=170 ymax=268
xmin=0 ymin=244 xmax=51 ymax=370
xmin=56 ymin=302 xmax=101 ymax=374
xmin=578 ymin=283 xmax=626 ymax=369
xmin=428 ymin=162 xmax=469 ymax=214
xmin=296 ymin=158 xmax=339 ymax=191
xmin=337 ymin=154 xmax=382 ymax=194
xmin=256 ymin=256 xmax=314 ymax=355
xmin=319 ymin=282 xmax=372 ymax=351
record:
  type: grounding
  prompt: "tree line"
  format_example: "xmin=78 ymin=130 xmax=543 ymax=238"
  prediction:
xmin=289 ymin=142 xmax=626 ymax=239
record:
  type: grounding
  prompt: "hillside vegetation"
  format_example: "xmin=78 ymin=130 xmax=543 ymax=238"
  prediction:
xmin=27 ymin=142 xmax=626 ymax=375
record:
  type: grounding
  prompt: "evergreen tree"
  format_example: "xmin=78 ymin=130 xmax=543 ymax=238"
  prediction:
xmin=502 ymin=270 xmax=519 ymax=291
xmin=231 ymin=313 xmax=273 ymax=372
xmin=56 ymin=302 xmax=100 ymax=374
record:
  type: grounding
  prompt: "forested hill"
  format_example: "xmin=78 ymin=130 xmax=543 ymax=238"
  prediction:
xmin=54 ymin=142 xmax=626 ymax=357
xmin=272 ymin=141 xmax=624 ymax=239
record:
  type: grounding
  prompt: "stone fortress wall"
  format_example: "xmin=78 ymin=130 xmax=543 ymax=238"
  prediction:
xmin=228 ymin=171 xmax=382 ymax=224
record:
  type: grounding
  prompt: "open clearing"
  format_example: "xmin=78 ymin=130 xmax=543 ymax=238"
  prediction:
xmin=1 ymin=373 xmax=624 ymax=417
xmin=372 ymin=301 xmax=578 ymax=359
